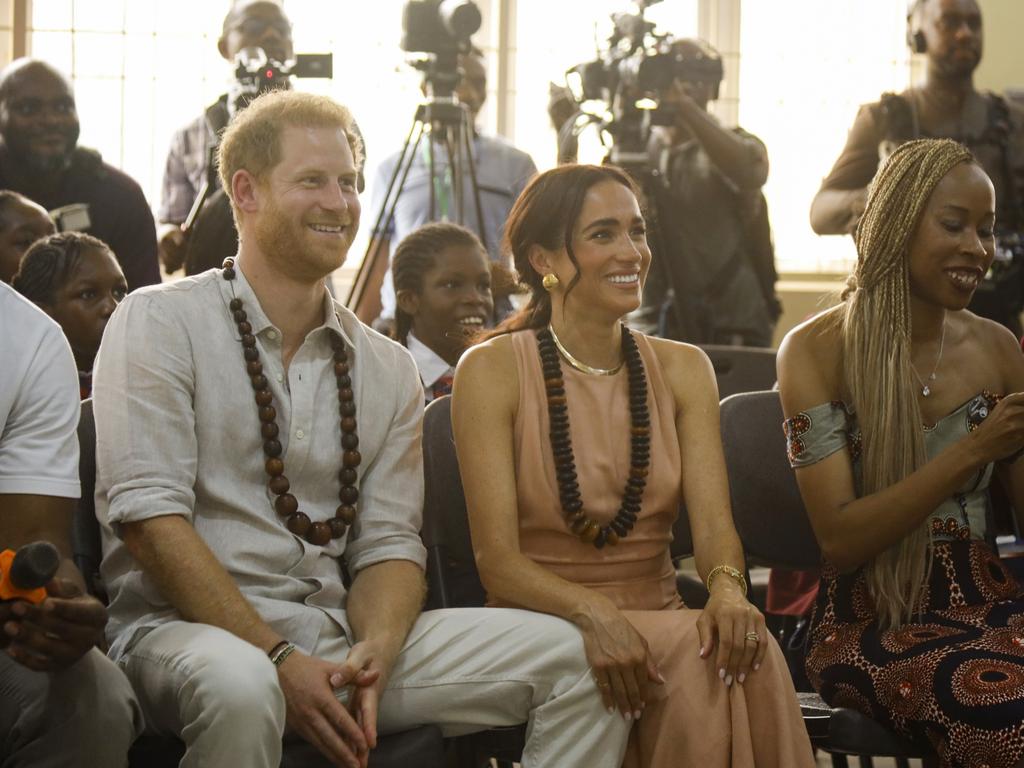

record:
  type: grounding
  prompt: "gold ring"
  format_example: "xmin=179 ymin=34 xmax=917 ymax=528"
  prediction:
xmin=597 ymin=681 xmax=610 ymax=689
xmin=745 ymin=631 xmax=760 ymax=643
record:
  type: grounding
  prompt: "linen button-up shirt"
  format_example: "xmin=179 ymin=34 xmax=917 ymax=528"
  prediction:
xmin=92 ymin=266 xmax=426 ymax=661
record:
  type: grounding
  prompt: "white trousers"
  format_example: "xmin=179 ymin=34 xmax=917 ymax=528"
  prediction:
xmin=118 ymin=607 xmax=631 ymax=768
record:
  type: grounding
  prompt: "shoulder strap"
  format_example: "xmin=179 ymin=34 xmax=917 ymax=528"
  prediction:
xmin=878 ymin=92 xmax=918 ymax=143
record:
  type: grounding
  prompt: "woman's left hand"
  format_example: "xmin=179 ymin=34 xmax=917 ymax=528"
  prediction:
xmin=695 ymin=583 xmax=768 ymax=686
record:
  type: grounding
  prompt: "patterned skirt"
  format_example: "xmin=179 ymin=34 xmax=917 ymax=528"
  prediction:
xmin=807 ymin=540 xmax=1024 ymax=768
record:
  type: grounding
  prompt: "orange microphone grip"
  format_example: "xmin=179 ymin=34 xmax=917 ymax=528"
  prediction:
xmin=0 ymin=543 xmax=60 ymax=604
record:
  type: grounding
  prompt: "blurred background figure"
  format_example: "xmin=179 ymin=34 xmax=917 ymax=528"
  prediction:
xmin=0 ymin=191 xmax=55 ymax=284
xmin=12 ymin=232 xmax=127 ymax=398
xmin=0 ymin=59 xmax=159 ymax=291
xmin=157 ymin=0 xmax=294 ymax=274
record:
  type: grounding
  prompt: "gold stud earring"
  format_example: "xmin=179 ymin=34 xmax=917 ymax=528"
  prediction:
xmin=542 ymin=273 xmax=559 ymax=292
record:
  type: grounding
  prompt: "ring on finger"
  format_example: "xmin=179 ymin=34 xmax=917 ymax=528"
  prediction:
xmin=744 ymin=631 xmax=760 ymax=643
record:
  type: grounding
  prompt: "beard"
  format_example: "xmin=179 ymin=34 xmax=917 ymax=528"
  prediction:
xmin=5 ymin=124 xmax=79 ymax=174
xmin=253 ymin=196 xmax=354 ymax=282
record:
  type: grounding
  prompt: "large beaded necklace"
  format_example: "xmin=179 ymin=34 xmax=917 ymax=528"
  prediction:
xmin=536 ymin=325 xmax=650 ymax=549
xmin=222 ymin=258 xmax=360 ymax=546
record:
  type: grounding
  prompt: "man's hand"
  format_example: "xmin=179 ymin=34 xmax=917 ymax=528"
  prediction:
xmin=277 ymin=648 xmax=378 ymax=768
xmin=343 ymin=639 xmax=400 ymax=758
xmin=157 ymin=223 xmax=187 ymax=273
xmin=3 ymin=578 xmax=106 ymax=671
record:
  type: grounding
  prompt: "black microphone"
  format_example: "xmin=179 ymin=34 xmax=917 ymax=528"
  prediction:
xmin=0 ymin=541 xmax=61 ymax=602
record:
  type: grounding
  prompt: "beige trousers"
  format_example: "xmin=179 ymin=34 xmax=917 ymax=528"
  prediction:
xmin=118 ymin=607 xmax=631 ymax=768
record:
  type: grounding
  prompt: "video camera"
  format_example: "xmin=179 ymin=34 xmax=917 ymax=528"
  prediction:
xmin=401 ymin=0 xmax=482 ymax=97
xmin=564 ymin=0 xmax=723 ymax=165
xmin=230 ymin=47 xmax=334 ymax=116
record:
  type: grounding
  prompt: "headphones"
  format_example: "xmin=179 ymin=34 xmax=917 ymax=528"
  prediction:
xmin=906 ymin=0 xmax=927 ymax=53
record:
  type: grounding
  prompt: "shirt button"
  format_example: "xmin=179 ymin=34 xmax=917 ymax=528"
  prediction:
xmin=295 ymin=429 xmax=305 ymax=439
xmin=276 ymin=373 xmax=283 ymax=382
xmin=267 ymin=329 xmax=279 ymax=340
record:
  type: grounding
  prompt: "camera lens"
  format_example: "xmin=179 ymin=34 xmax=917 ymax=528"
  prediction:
xmin=439 ymin=0 xmax=482 ymax=40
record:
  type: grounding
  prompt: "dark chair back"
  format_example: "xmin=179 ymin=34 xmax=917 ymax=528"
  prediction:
xmin=719 ymin=390 xmax=821 ymax=569
xmin=700 ymin=345 xmax=778 ymax=399
xmin=421 ymin=396 xmax=486 ymax=609
xmin=71 ymin=399 xmax=105 ymax=599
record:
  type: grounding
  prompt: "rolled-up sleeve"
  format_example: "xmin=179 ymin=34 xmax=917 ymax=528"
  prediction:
xmin=344 ymin=347 xmax=427 ymax=575
xmin=92 ymin=291 xmax=198 ymax=532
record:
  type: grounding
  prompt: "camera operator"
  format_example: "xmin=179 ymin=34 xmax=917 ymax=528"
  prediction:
xmin=633 ymin=39 xmax=780 ymax=347
xmin=810 ymin=0 xmax=1024 ymax=332
xmin=157 ymin=0 xmax=294 ymax=273
xmin=367 ymin=47 xmax=537 ymax=331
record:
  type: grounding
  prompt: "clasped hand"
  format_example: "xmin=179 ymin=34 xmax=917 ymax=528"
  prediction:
xmin=1 ymin=577 xmax=106 ymax=671
xmin=696 ymin=585 xmax=768 ymax=686
xmin=276 ymin=640 xmax=385 ymax=768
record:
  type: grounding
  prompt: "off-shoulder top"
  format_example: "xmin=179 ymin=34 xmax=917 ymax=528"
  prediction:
xmin=782 ymin=393 xmax=1004 ymax=542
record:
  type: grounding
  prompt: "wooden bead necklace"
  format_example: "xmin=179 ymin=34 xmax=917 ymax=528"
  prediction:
xmin=536 ymin=325 xmax=650 ymax=549
xmin=222 ymin=258 xmax=360 ymax=546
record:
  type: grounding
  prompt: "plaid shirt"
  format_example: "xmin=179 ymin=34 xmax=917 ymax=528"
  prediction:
xmin=158 ymin=96 xmax=229 ymax=224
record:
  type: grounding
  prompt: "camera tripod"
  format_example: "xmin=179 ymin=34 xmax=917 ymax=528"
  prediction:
xmin=348 ymin=85 xmax=488 ymax=317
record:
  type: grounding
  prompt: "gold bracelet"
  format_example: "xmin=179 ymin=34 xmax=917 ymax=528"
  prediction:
xmin=705 ymin=564 xmax=747 ymax=597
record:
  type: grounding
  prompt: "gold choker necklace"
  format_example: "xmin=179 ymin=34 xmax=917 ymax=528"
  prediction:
xmin=547 ymin=324 xmax=624 ymax=376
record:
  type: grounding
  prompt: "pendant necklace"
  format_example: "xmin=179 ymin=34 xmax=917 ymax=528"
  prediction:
xmin=910 ymin=316 xmax=947 ymax=398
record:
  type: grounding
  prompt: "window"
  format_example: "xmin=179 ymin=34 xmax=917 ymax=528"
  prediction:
xmin=737 ymin=0 xmax=913 ymax=273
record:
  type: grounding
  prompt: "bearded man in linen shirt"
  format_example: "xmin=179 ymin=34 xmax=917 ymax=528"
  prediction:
xmin=91 ymin=90 xmax=628 ymax=768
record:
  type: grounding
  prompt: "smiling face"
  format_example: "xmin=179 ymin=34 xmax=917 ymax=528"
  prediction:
xmin=907 ymin=161 xmax=995 ymax=309
xmin=533 ymin=180 xmax=651 ymax=321
xmin=0 ymin=62 xmax=80 ymax=173
xmin=45 ymin=245 xmax=127 ymax=369
xmin=399 ymin=244 xmax=494 ymax=364
xmin=249 ymin=124 xmax=360 ymax=282
xmin=0 ymin=197 xmax=55 ymax=283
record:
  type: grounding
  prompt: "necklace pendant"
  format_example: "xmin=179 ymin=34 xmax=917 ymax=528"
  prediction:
xmin=922 ymin=385 xmax=931 ymax=397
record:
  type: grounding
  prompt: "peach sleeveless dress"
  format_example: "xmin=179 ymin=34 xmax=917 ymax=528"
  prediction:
xmin=501 ymin=330 xmax=814 ymax=767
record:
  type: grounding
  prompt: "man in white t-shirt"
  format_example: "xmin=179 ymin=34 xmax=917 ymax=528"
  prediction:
xmin=0 ymin=281 xmax=141 ymax=766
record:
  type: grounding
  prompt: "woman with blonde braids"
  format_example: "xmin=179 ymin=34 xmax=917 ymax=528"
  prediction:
xmin=779 ymin=137 xmax=1024 ymax=767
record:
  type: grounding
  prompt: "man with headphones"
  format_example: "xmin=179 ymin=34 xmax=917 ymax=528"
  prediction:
xmin=810 ymin=0 xmax=1024 ymax=328
xmin=631 ymin=38 xmax=780 ymax=347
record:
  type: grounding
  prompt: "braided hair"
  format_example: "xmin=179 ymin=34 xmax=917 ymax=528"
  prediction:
xmin=392 ymin=222 xmax=486 ymax=346
xmin=843 ymin=138 xmax=977 ymax=629
xmin=12 ymin=231 xmax=111 ymax=306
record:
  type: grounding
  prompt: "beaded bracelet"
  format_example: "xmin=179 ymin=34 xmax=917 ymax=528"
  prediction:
xmin=705 ymin=564 xmax=748 ymax=597
xmin=270 ymin=642 xmax=297 ymax=667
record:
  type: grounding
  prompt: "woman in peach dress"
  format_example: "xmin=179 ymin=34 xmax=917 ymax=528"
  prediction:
xmin=452 ymin=164 xmax=814 ymax=767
